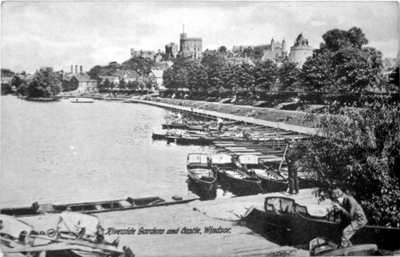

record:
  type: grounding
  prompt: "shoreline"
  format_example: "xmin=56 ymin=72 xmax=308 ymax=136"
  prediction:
xmin=126 ymin=97 xmax=321 ymax=136
xmin=147 ymin=97 xmax=322 ymax=129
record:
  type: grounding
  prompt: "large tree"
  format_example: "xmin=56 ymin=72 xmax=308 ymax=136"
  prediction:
xmin=278 ymin=61 xmax=302 ymax=92
xmin=24 ymin=67 xmax=62 ymax=97
xmin=294 ymin=101 xmax=400 ymax=226
xmin=253 ymin=60 xmax=278 ymax=92
xmin=301 ymin=27 xmax=383 ymax=95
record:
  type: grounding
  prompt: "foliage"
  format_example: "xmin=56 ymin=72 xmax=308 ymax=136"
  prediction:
xmin=278 ymin=61 xmax=301 ymax=91
xmin=22 ymin=67 xmax=62 ymax=97
xmin=1 ymin=68 xmax=15 ymax=77
xmin=293 ymin=101 xmax=400 ymax=226
xmin=88 ymin=57 xmax=154 ymax=79
xmin=253 ymin=60 xmax=277 ymax=92
xmin=301 ymin=27 xmax=383 ymax=94
xmin=62 ymin=79 xmax=78 ymax=92
xmin=389 ymin=65 xmax=399 ymax=90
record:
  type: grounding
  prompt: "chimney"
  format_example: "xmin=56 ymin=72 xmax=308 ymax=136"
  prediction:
xmin=80 ymin=65 xmax=83 ymax=74
xmin=75 ymin=65 xmax=78 ymax=74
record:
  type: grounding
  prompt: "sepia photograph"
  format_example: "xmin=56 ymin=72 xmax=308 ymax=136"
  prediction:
xmin=0 ymin=0 xmax=399 ymax=256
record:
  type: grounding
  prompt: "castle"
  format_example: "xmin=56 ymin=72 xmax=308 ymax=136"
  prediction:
xmin=288 ymin=33 xmax=313 ymax=66
xmin=261 ymin=38 xmax=287 ymax=62
xmin=179 ymin=28 xmax=202 ymax=59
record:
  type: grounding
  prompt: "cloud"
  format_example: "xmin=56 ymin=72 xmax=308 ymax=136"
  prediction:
xmin=1 ymin=1 xmax=398 ymax=72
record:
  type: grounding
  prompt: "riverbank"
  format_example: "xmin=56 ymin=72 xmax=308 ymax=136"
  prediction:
xmin=147 ymin=97 xmax=322 ymax=129
xmin=20 ymin=189 xmax=325 ymax=256
xmin=126 ymin=97 xmax=320 ymax=136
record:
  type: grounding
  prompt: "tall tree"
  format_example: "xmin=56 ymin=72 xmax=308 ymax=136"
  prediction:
xmin=253 ymin=60 xmax=278 ymax=92
xmin=278 ymin=61 xmax=301 ymax=91
xmin=301 ymin=27 xmax=383 ymax=95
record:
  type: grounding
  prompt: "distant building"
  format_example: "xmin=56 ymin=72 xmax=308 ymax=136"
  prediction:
xmin=151 ymin=61 xmax=173 ymax=90
xmin=112 ymin=70 xmax=141 ymax=83
xmin=154 ymin=51 xmax=163 ymax=63
xmin=288 ymin=33 xmax=313 ymax=67
xmin=232 ymin=38 xmax=287 ymax=63
xmin=226 ymin=56 xmax=255 ymax=66
xmin=261 ymin=38 xmax=287 ymax=62
xmin=130 ymin=48 xmax=156 ymax=59
xmin=179 ymin=29 xmax=202 ymax=59
xmin=98 ymin=75 xmax=119 ymax=84
xmin=165 ymin=42 xmax=179 ymax=59
xmin=70 ymin=74 xmax=98 ymax=93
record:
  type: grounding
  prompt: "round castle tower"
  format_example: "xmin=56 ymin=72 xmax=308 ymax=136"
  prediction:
xmin=288 ymin=33 xmax=313 ymax=66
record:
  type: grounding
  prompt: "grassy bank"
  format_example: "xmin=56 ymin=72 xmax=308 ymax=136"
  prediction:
xmin=150 ymin=97 xmax=321 ymax=128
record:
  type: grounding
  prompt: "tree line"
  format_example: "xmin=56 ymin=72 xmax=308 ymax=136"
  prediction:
xmin=163 ymin=27 xmax=398 ymax=107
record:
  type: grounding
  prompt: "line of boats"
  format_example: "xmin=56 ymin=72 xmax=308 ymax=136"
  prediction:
xmin=153 ymin=116 xmax=307 ymax=146
xmin=186 ymin=152 xmax=317 ymax=199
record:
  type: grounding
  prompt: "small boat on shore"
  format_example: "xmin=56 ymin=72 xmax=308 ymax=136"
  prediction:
xmin=238 ymin=154 xmax=287 ymax=192
xmin=0 ymin=196 xmax=165 ymax=217
xmin=186 ymin=153 xmax=217 ymax=200
xmin=71 ymin=98 xmax=94 ymax=103
xmin=260 ymin=196 xmax=400 ymax=251
xmin=0 ymin=213 xmax=127 ymax=257
xmin=211 ymin=153 xmax=263 ymax=196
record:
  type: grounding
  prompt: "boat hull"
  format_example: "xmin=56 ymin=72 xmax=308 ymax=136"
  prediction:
xmin=258 ymin=177 xmax=287 ymax=192
xmin=260 ymin=198 xmax=400 ymax=251
xmin=218 ymin=170 xmax=263 ymax=196
xmin=187 ymin=176 xmax=217 ymax=200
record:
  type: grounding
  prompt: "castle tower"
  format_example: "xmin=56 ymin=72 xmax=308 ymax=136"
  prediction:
xmin=288 ymin=33 xmax=313 ymax=66
xmin=79 ymin=65 xmax=83 ymax=74
xmin=74 ymin=65 xmax=78 ymax=74
xmin=178 ymin=25 xmax=202 ymax=59
xmin=70 ymin=65 xmax=73 ymax=73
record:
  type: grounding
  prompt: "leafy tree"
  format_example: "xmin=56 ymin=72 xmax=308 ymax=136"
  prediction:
xmin=389 ymin=65 xmax=399 ymax=90
xmin=278 ymin=61 xmax=301 ymax=92
xmin=121 ymin=57 xmax=154 ymax=75
xmin=119 ymin=79 xmax=126 ymax=89
xmin=61 ymin=79 xmax=78 ymax=92
xmin=217 ymin=46 xmax=227 ymax=55
xmin=24 ymin=67 xmax=61 ymax=97
xmin=301 ymin=27 xmax=383 ymax=96
xmin=1 ymin=68 xmax=15 ymax=77
xmin=187 ymin=62 xmax=208 ymax=96
xmin=253 ymin=60 xmax=278 ymax=92
xmin=294 ymin=101 xmax=400 ymax=226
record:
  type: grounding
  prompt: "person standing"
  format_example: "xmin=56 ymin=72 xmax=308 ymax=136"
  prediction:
xmin=217 ymin=118 xmax=224 ymax=132
xmin=285 ymin=144 xmax=299 ymax=194
xmin=331 ymin=188 xmax=368 ymax=248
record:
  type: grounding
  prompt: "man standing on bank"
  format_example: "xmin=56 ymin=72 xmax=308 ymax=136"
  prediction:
xmin=285 ymin=143 xmax=300 ymax=194
xmin=331 ymin=188 xmax=368 ymax=248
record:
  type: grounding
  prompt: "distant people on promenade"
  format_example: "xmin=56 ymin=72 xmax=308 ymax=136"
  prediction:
xmin=331 ymin=188 xmax=368 ymax=248
xmin=217 ymin=118 xmax=224 ymax=131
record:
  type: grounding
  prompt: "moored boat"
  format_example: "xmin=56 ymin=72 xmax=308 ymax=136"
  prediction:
xmin=211 ymin=153 xmax=263 ymax=196
xmin=186 ymin=153 xmax=217 ymax=200
xmin=71 ymin=98 xmax=94 ymax=103
xmin=238 ymin=154 xmax=287 ymax=192
xmin=261 ymin=196 xmax=400 ymax=251
xmin=0 ymin=196 xmax=165 ymax=217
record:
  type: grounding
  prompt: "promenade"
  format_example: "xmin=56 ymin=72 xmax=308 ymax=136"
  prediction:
xmin=125 ymin=98 xmax=322 ymax=136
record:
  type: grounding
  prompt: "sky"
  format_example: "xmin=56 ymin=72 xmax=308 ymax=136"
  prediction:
xmin=1 ymin=1 xmax=399 ymax=73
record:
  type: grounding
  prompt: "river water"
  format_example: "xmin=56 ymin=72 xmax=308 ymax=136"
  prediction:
xmin=0 ymin=95 xmax=210 ymax=208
